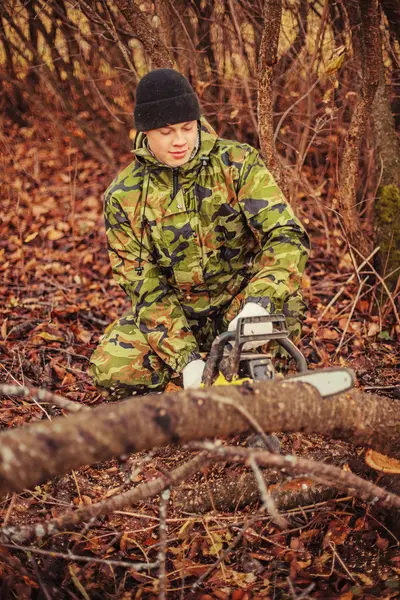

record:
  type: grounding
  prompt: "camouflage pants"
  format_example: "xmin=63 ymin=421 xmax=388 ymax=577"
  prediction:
xmin=89 ymin=292 xmax=307 ymax=398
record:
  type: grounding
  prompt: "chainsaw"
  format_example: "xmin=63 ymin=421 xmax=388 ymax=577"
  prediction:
xmin=202 ymin=313 xmax=355 ymax=398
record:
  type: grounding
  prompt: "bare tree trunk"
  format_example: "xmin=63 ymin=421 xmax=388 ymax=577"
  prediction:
xmin=0 ymin=381 xmax=399 ymax=497
xmin=337 ymin=0 xmax=381 ymax=258
xmin=371 ymin=69 xmax=400 ymax=292
xmin=113 ymin=0 xmax=173 ymax=68
xmin=257 ymin=0 xmax=288 ymax=197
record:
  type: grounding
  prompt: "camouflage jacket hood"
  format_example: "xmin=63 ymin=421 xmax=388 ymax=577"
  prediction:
xmin=104 ymin=118 xmax=310 ymax=372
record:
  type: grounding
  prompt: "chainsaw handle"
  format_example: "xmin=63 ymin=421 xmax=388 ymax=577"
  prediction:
xmin=202 ymin=315 xmax=308 ymax=385
xmin=278 ymin=338 xmax=308 ymax=373
xmin=202 ymin=330 xmax=235 ymax=386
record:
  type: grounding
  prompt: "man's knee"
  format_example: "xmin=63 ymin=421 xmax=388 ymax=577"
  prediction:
xmin=89 ymin=318 xmax=171 ymax=394
xmin=90 ymin=346 xmax=170 ymax=389
xmin=282 ymin=292 xmax=307 ymax=340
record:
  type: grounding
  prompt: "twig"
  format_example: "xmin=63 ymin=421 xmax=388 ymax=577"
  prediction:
xmin=113 ymin=452 xmax=156 ymax=495
xmin=364 ymin=385 xmax=400 ymax=391
xmin=335 ymin=277 xmax=367 ymax=354
xmin=274 ymin=78 xmax=320 ymax=144
xmin=0 ymin=453 xmax=209 ymax=545
xmin=69 ymin=564 xmax=91 ymax=600
xmin=29 ymin=555 xmax=53 ymax=600
xmin=227 ymin=0 xmax=258 ymax=133
xmin=248 ymin=455 xmax=288 ymax=529
xmin=2 ymin=494 xmax=17 ymax=527
xmin=328 ymin=541 xmax=357 ymax=583
xmin=319 ymin=246 xmax=380 ymax=320
xmin=287 ymin=578 xmax=315 ymax=600
xmin=191 ymin=510 xmax=263 ymax=592
xmin=1 ymin=543 xmax=158 ymax=570
xmin=167 ymin=0 xmax=197 ymax=54
xmin=29 ymin=393 xmax=53 ymax=421
xmin=102 ymin=0 xmax=138 ymax=77
xmin=157 ymin=489 xmax=170 ymax=600
xmin=42 ymin=347 xmax=90 ymax=362
xmin=351 ymin=244 xmax=400 ymax=327
xmin=0 ymin=384 xmax=88 ymax=413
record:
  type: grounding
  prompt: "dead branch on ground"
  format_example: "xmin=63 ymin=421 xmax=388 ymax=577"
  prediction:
xmin=0 ymin=382 xmax=399 ymax=497
xmin=1 ymin=442 xmax=398 ymax=549
xmin=0 ymin=453 xmax=209 ymax=545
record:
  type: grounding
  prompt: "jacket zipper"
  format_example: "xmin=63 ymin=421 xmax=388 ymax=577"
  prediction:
xmin=172 ymin=168 xmax=179 ymax=199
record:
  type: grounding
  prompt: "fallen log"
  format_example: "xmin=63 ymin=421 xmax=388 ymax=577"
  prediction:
xmin=174 ymin=445 xmax=353 ymax=513
xmin=0 ymin=381 xmax=398 ymax=497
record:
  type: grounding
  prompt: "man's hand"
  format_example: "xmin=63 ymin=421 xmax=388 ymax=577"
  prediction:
xmin=182 ymin=359 xmax=206 ymax=389
xmin=228 ymin=302 xmax=272 ymax=350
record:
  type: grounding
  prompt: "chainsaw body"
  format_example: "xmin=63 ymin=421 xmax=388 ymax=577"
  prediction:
xmin=202 ymin=314 xmax=355 ymax=398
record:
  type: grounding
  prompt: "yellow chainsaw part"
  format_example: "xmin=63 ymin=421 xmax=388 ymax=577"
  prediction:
xmin=365 ymin=449 xmax=400 ymax=474
xmin=200 ymin=372 xmax=253 ymax=387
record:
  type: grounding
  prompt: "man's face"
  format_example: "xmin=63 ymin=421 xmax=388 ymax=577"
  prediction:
xmin=145 ymin=121 xmax=198 ymax=167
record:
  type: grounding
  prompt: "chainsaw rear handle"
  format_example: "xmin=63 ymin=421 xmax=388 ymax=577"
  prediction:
xmin=202 ymin=314 xmax=308 ymax=386
xmin=276 ymin=338 xmax=308 ymax=373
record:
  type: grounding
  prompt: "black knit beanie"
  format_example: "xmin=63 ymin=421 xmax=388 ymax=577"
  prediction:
xmin=134 ymin=69 xmax=201 ymax=132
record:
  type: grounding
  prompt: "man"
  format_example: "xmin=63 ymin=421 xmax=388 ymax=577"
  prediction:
xmin=90 ymin=68 xmax=310 ymax=398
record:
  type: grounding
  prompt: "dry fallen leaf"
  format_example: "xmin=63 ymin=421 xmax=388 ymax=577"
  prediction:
xmin=365 ymin=449 xmax=400 ymax=474
xmin=37 ymin=331 xmax=64 ymax=342
xmin=47 ymin=228 xmax=65 ymax=241
xmin=74 ymin=327 xmax=92 ymax=344
xmin=323 ymin=517 xmax=351 ymax=546
xmin=24 ymin=231 xmax=39 ymax=243
xmin=165 ymin=381 xmax=182 ymax=393
xmin=61 ymin=372 xmax=76 ymax=387
xmin=367 ymin=322 xmax=380 ymax=337
xmin=319 ymin=327 xmax=340 ymax=340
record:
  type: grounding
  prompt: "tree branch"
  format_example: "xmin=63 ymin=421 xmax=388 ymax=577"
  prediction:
xmin=0 ymin=453 xmax=209 ymax=545
xmin=113 ymin=0 xmax=173 ymax=68
xmin=0 ymin=384 xmax=88 ymax=414
xmin=0 ymin=381 xmax=398 ymax=497
xmin=257 ymin=0 xmax=289 ymax=196
xmin=338 ymin=0 xmax=381 ymax=257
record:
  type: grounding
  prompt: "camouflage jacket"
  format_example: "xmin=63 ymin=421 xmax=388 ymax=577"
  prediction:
xmin=104 ymin=118 xmax=310 ymax=372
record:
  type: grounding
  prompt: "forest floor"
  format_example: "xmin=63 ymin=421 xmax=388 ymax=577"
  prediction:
xmin=0 ymin=119 xmax=399 ymax=599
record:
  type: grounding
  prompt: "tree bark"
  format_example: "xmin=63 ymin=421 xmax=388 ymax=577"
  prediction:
xmin=337 ymin=0 xmax=381 ymax=259
xmin=371 ymin=69 xmax=400 ymax=292
xmin=0 ymin=382 xmax=399 ymax=497
xmin=113 ymin=0 xmax=173 ymax=68
xmin=257 ymin=0 xmax=288 ymax=197
xmin=175 ymin=445 xmax=353 ymax=513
